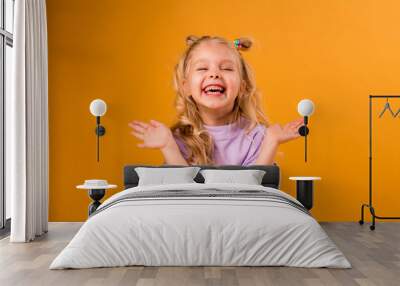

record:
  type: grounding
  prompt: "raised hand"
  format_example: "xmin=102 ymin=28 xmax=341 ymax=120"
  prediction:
xmin=128 ymin=119 xmax=173 ymax=149
xmin=265 ymin=117 xmax=304 ymax=145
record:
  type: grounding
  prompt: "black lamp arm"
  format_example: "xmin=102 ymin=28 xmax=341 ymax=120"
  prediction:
xmin=298 ymin=116 xmax=309 ymax=137
xmin=94 ymin=116 xmax=106 ymax=162
xmin=95 ymin=116 xmax=106 ymax=136
xmin=297 ymin=116 xmax=310 ymax=162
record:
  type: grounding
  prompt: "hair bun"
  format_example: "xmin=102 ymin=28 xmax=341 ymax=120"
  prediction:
xmin=234 ymin=37 xmax=253 ymax=51
xmin=186 ymin=35 xmax=200 ymax=47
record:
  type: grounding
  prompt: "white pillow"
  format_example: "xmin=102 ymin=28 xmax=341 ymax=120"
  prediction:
xmin=200 ymin=169 xmax=266 ymax=185
xmin=135 ymin=167 xmax=201 ymax=186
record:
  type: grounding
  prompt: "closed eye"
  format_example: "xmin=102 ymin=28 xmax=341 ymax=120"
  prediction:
xmin=222 ymin=68 xmax=234 ymax=71
xmin=196 ymin=68 xmax=207 ymax=71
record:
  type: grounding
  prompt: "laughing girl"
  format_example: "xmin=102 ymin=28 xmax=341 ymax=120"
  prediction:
xmin=129 ymin=35 xmax=303 ymax=165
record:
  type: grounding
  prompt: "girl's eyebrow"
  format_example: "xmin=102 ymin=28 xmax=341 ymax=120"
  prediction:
xmin=192 ymin=59 xmax=208 ymax=65
xmin=220 ymin=60 xmax=235 ymax=65
xmin=192 ymin=59 xmax=235 ymax=65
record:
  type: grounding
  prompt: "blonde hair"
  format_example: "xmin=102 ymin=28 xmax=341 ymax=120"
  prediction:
xmin=171 ymin=35 xmax=269 ymax=165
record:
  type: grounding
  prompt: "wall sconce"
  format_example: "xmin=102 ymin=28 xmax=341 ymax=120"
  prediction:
xmin=297 ymin=99 xmax=315 ymax=162
xmin=89 ymin=99 xmax=107 ymax=162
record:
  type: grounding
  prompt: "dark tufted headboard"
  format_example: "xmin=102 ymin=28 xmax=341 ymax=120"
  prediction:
xmin=124 ymin=164 xmax=280 ymax=189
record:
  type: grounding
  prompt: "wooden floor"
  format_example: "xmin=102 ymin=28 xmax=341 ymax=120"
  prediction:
xmin=0 ymin=222 xmax=399 ymax=286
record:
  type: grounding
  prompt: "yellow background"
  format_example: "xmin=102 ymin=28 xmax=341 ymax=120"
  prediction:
xmin=47 ymin=0 xmax=400 ymax=221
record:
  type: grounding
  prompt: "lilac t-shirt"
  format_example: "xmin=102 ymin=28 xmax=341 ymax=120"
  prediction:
xmin=174 ymin=120 xmax=266 ymax=166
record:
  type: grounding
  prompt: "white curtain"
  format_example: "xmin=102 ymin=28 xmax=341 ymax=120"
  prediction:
xmin=7 ymin=0 xmax=49 ymax=242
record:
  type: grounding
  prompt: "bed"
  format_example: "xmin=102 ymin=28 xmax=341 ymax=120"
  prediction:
xmin=49 ymin=164 xmax=351 ymax=269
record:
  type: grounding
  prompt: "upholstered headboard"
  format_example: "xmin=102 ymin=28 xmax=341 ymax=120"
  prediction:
xmin=124 ymin=164 xmax=280 ymax=189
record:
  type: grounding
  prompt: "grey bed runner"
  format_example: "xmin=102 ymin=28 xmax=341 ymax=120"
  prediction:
xmin=90 ymin=189 xmax=310 ymax=218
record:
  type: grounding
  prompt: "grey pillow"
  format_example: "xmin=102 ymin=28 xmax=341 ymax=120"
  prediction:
xmin=135 ymin=167 xmax=201 ymax=186
xmin=200 ymin=169 xmax=266 ymax=185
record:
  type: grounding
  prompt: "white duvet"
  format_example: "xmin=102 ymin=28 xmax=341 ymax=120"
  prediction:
xmin=50 ymin=183 xmax=351 ymax=269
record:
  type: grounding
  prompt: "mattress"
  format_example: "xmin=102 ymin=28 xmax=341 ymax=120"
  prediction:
xmin=50 ymin=183 xmax=351 ymax=269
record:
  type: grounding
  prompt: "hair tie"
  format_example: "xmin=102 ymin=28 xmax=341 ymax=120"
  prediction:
xmin=233 ymin=39 xmax=241 ymax=49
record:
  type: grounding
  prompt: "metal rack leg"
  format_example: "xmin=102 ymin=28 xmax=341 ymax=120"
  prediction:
xmin=359 ymin=204 xmax=368 ymax=225
xmin=359 ymin=203 xmax=376 ymax=230
xmin=359 ymin=203 xmax=400 ymax=230
xmin=370 ymin=206 xmax=376 ymax=231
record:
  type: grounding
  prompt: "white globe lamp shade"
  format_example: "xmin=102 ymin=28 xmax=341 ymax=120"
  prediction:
xmin=297 ymin=99 xmax=315 ymax=117
xmin=90 ymin=99 xmax=107 ymax=117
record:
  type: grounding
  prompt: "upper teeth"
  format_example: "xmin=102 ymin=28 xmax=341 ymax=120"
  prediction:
xmin=205 ymin=85 xmax=224 ymax=92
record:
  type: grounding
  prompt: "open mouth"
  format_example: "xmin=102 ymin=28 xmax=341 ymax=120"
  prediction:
xmin=202 ymin=84 xmax=226 ymax=96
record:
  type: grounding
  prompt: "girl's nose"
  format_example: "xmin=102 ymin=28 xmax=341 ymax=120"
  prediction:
xmin=209 ymin=73 xmax=220 ymax=79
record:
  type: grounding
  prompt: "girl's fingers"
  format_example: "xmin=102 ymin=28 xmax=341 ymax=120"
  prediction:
xmin=296 ymin=117 xmax=304 ymax=124
xmin=129 ymin=123 xmax=147 ymax=133
xmin=129 ymin=120 xmax=149 ymax=129
xmin=128 ymin=120 xmax=140 ymax=126
xmin=290 ymin=118 xmax=304 ymax=126
xmin=150 ymin=119 xmax=161 ymax=127
xmin=285 ymin=122 xmax=298 ymax=130
xmin=283 ymin=118 xmax=303 ymax=128
xmin=293 ymin=122 xmax=303 ymax=129
xmin=286 ymin=122 xmax=295 ymax=128
xmin=286 ymin=119 xmax=303 ymax=129
xmin=131 ymin=131 xmax=144 ymax=140
xmin=128 ymin=122 xmax=141 ymax=130
xmin=129 ymin=121 xmax=154 ymax=135
xmin=285 ymin=124 xmax=302 ymax=136
xmin=287 ymin=119 xmax=304 ymax=131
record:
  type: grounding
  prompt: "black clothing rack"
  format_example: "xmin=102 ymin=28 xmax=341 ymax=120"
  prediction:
xmin=359 ymin=95 xmax=400 ymax=230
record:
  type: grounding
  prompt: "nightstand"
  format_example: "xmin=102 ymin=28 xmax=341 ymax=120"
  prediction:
xmin=77 ymin=180 xmax=117 ymax=216
xmin=289 ymin=176 xmax=321 ymax=210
